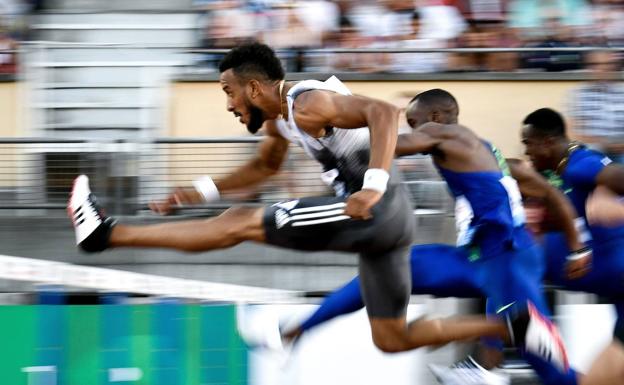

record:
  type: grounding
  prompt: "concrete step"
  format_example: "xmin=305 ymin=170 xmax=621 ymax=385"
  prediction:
xmin=34 ymin=12 xmax=199 ymax=25
xmin=38 ymin=87 xmax=146 ymax=104
xmin=43 ymin=108 xmax=151 ymax=127
xmin=44 ymin=0 xmax=194 ymax=12
xmin=46 ymin=66 xmax=175 ymax=83
xmin=38 ymin=28 xmax=197 ymax=44
xmin=35 ymin=47 xmax=192 ymax=62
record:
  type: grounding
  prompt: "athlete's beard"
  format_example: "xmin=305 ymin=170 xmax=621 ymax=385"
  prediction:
xmin=246 ymin=104 xmax=265 ymax=134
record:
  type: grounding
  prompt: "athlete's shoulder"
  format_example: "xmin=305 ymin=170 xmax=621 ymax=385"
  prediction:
xmin=569 ymin=146 xmax=612 ymax=167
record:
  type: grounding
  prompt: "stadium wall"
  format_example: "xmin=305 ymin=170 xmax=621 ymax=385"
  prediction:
xmin=0 ymin=81 xmax=21 ymax=137
xmin=169 ymin=80 xmax=578 ymax=158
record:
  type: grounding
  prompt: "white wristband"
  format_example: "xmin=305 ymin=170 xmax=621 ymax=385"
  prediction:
xmin=193 ymin=175 xmax=220 ymax=202
xmin=567 ymin=247 xmax=591 ymax=261
xmin=362 ymin=168 xmax=390 ymax=194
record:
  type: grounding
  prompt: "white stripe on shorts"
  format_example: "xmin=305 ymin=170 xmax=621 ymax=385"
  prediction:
xmin=290 ymin=202 xmax=346 ymax=214
xmin=288 ymin=208 xmax=345 ymax=222
xmin=291 ymin=214 xmax=350 ymax=227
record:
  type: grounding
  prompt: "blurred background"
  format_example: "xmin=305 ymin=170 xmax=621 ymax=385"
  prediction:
xmin=0 ymin=0 xmax=622 ymax=384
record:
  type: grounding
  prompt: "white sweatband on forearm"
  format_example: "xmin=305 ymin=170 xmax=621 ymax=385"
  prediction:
xmin=192 ymin=175 xmax=220 ymax=202
xmin=362 ymin=168 xmax=390 ymax=194
xmin=567 ymin=246 xmax=591 ymax=261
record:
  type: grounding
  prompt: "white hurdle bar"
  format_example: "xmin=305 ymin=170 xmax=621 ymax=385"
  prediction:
xmin=0 ymin=254 xmax=301 ymax=303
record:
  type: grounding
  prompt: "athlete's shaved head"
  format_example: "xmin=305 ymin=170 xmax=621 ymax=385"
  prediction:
xmin=406 ymin=88 xmax=459 ymax=128
xmin=219 ymin=42 xmax=285 ymax=84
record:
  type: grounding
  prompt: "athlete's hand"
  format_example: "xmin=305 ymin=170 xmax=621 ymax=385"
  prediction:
xmin=149 ymin=187 xmax=204 ymax=215
xmin=565 ymin=248 xmax=592 ymax=280
xmin=345 ymin=189 xmax=382 ymax=220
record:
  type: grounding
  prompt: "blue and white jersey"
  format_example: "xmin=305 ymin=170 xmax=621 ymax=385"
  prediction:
xmin=543 ymin=146 xmax=624 ymax=243
xmin=440 ymin=144 xmax=529 ymax=258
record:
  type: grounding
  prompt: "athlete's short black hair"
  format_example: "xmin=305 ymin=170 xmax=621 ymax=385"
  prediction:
xmin=523 ymin=108 xmax=566 ymax=137
xmin=219 ymin=42 xmax=285 ymax=82
xmin=410 ymin=88 xmax=459 ymax=115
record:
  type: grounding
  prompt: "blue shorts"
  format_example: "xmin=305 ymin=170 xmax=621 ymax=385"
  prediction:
xmin=410 ymin=236 xmax=549 ymax=317
xmin=543 ymin=233 xmax=624 ymax=342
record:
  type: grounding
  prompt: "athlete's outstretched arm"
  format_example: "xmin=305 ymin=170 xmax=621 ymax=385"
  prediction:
xmin=509 ymin=159 xmax=589 ymax=279
xmin=395 ymin=130 xmax=441 ymax=156
xmin=150 ymin=127 xmax=289 ymax=214
xmin=509 ymin=159 xmax=583 ymax=250
xmin=586 ymin=185 xmax=624 ymax=226
xmin=214 ymin=127 xmax=289 ymax=191
xmin=293 ymin=91 xmax=400 ymax=219
xmin=596 ymin=163 xmax=624 ymax=195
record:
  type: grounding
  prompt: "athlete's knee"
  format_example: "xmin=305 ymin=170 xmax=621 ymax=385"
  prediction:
xmin=219 ymin=206 xmax=264 ymax=241
xmin=372 ymin=333 xmax=406 ymax=353
xmin=370 ymin=320 xmax=409 ymax=353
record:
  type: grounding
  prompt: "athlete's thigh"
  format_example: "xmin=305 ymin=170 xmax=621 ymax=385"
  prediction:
xmin=409 ymin=244 xmax=484 ymax=298
xmin=481 ymin=245 xmax=551 ymax=316
xmin=359 ymin=246 xmax=411 ymax=318
xmin=583 ymin=340 xmax=624 ymax=385
xmin=263 ymin=190 xmax=413 ymax=253
xmin=263 ymin=195 xmax=357 ymax=251
xmin=615 ymin=302 xmax=624 ymax=345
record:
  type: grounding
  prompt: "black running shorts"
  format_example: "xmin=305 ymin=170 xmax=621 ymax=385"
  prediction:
xmin=263 ymin=184 xmax=415 ymax=318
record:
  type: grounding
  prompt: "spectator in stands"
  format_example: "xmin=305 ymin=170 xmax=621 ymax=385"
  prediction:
xmin=453 ymin=0 xmax=509 ymax=22
xmin=327 ymin=15 xmax=382 ymax=73
xmin=567 ymin=48 xmax=624 ymax=163
xmin=416 ymin=0 xmax=467 ymax=42
xmin=508 ymin=0 xmax=592 ymax=35
xmin=388 ymin=10 xmax=447 ymax=73
xmin=519 ymin=10 xmax=583 ymax=72
xmin=447 ymin=18 xmax=519 ymax=71
xmin=583 ymin=0 xmax=624 ymax=46
xmin=0 ymin=23 xmax=17 ymax=74
xmin=262 ymin=2 xmax=322 ymax=72
xmin=197 ymin=0 xmax=256 ymax=68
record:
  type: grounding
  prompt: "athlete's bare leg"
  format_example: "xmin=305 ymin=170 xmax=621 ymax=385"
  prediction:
xmin=582 ymin=340 xmax=624 ymax=385
xmin=109 ymin=206 xmax=266 ymax=251
xmin=369 ymin=316 xmax=509 ymax=353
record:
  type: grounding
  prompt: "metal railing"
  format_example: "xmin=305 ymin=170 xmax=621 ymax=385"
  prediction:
xmin=0 ymin=137 xmax=452 ymax=216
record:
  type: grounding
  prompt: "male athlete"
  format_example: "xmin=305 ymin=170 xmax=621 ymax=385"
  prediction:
xmin=68 ymin=44 xmax=563 ymax=360
xmin=427 ymin=108 xmax=624 ymax=385
xmin=273 ymin=89 xmax=582 ymax=385
xmin=521 ymin=108 xmax=624 ymax=385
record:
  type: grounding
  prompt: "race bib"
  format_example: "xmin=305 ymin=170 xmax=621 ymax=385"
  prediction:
xmin=500 ymin=176 xmax=526 ymax=226
xmin=455 ymin=195 xmax=475 ymax=246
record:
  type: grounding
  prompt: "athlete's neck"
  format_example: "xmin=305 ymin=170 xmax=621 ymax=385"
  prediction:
xmin=552 ymin=138 xmax=573 ymax=172
xmin=277 ymin=80 xmax=291 ymax=121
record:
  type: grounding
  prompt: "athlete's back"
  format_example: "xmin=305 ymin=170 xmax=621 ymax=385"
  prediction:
xmin=401 ymin=122 xmax=528 ymax=257
xmin=543 ymin=145 xmax=624 ymax=243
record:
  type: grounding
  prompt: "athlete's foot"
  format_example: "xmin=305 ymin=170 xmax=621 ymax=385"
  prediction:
xmin=281 ymin=327 xmax=302 ymax=346
xmin=507 ymin=301 xmax=569 ymax=372
xmin=68 ymin=175 xmax=116 ymax=252
xmin=428 ymin=356 xmax=510 ymax=385
xmin=235 ymin=304 xmax=284 ymax=351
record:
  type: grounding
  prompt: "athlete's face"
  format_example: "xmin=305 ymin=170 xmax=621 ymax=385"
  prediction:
xmin=220 ymin=69 xmax=266 ymax=134
xmin=405 ymin=101 xmax=431 ymax=129
xmin=521 ymin=125 xmax=553 ymax=171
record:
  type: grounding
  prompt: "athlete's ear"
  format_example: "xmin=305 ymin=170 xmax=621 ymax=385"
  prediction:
xmin=544 ymin=135 xmax=557 ymax=146
xmin=430 ymin=110 xmax=440 ymax=123
xmin=247 ymin=79 xmax=262 ymax=99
